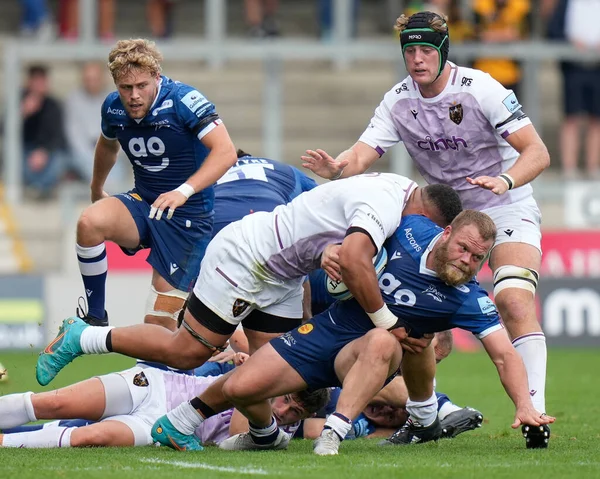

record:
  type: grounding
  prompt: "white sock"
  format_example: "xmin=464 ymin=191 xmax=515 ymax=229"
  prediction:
xmin=2 ymin=427 xmax=74 ymax=448
xmin=406 ymin=392 xmax=438 ymax=427
xmin=323 ymin=412 xmax=352 ymax=441
xmin=80 ymin=326 xmax=114 ymax=354
xmin=166 ymin=401 xmax=204 ymax=436
xmin=438 ymin=401 xmax=462 ymax=422
xmin=513 ymin=333 xmax=547 ymax=413
xmin=0 ymin=392 xmax=37 ymax=429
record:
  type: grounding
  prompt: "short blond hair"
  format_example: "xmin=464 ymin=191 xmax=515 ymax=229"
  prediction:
xmin=107 ymin=39 xmax=163 ymax=82
xmin=394 ymin=13 xmax=448 ymax=34
xmin=451 ymin=210 xmax=497 ymax=244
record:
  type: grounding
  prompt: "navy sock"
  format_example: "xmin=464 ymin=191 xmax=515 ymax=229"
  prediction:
xmin=76 ymin=243 xmax=107 ymax=319
xmin=436 ymin=392 xmax=451 ymax=412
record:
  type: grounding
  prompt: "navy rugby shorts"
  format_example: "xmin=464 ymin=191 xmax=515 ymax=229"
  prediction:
xmin=115 ymin=189 xmax=212 ymax=291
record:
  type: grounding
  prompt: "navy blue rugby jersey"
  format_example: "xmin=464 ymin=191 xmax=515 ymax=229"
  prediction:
xmin=101 ymin=75 xmax=220 ymax=216
xmin=331 ymin=215 xmax=502 ymax=339
xmin=212 ymin=156 xmax=317 ymax=237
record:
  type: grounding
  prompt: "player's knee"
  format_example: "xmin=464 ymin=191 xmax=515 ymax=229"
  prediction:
xmin=363 ymin=328 xmax=398 ymax=362
xmin=144 ymin=287 xmax=188 ymax=327
xmin=221 ymin=376 xmax=253 ymax=405
xmin=76 ymin=209 xmax=100 ymax=237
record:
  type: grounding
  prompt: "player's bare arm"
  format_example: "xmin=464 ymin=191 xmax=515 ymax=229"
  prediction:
xmin=90 ymin=134 xmax=120 ymax=202
xmin=301 ymin=141 xmax=379 ymax=180
xmin=480 ymin=329 xmax=555 ymax=428
xmin=466 ymin=125 xmax=550 ymax=194
xmin=149 ymin=124 xmax=237 ymax=220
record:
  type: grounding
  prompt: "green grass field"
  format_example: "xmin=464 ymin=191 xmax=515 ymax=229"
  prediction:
xmin=1 ymin=349 xmax=598 ymax=479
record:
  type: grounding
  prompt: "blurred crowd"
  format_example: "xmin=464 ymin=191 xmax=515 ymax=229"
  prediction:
xmin=12 ymin=0 xmax=600 ymax=198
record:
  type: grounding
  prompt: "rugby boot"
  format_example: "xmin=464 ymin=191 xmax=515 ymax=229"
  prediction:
xmin=151 ymin=415 xmax=203 ymax=451
xmin=522 ymin=423 xmax=550 ymax=449
xmin=313 ymin=428 xmax=342 ymax=455
xmin=76 ymin=296 xmax=109 ymax=327
xmin=379 ymin=417 xmax=443 ymax=446
xmin=219 ymin=428 xmax=291 ymax=451
xmin=36 ymin=317 xmax=86 ymax=386
xmin=441 ymin=407 xmax=484 ymax=438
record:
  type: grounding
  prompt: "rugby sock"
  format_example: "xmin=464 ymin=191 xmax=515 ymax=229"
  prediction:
xmin=190 ymin=397 xmax=216 ymax=418
xmin=323 ymin=412 xmax=352 ymax=441
xmin=249 ymin=416 xmax=279 ymax=445
xmin=436 ymin=393 xmax=462 ymax=421
xmin=1 ymin=427 xmax=74 ymax=448
xmin=167 ymin=401 xmax=205 ymax=436
xmin=513 ymin=333 xmax=547 ymax=413
xmin=80 ymin=326 xmax=114 ymax=354
xmin=0 ymin=392 xmax=37 ymax=429
xmin=406 ymin=392 xmax=438 ymax=427
xmin=76 ymin=243 xmax=108 ymax=320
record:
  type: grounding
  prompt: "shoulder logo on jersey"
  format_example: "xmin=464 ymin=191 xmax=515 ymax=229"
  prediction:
xmin=404 ymin=228 xmax=422 ymax=252
xmin=454 ymin=284 xmax=470 ymax=293
xmin=390 ymin=250 xmax=403 ymax=261
xmin=504 ymin=229 xmax=514 ymax=237
xmin=395 ymin=83 xmax=409 ymax=94
xmin=106 ymin=106 xmax=126 ymax=116
xmin=298 ymin=324 xmax=314 ymax=335
xmin=180 ymin=90 xmax=208 ymax=114
xmin=461 ymin=77 xmax=473 ymax=87
xmin=502 ymin=92 xmax=521 ymax=113
xmin=152 ymin=99 xmax=173 ymax=116
xmin=410 ymin=109 xmax=418 ymax=119
xmin=232 ymin=298 xmax=250 ymax=318
xmin=477 ymin=296 xmax=497 ymax=315
xmin=367 ymin=213 xmax=384 ymax=233
xmin=449 ymin=103 xmax=463 ymax=125
xmin=422 ymin=285 xmax=446 ymax=303
xmin=133 ymin=371 xmax=149 ymax=387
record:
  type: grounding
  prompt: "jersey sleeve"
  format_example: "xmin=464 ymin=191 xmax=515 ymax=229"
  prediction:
xmin=174 ymin=85 xmax=221 ymax=140
xmin=451 ymin=289 xmax=503 ymax=339
xmin=347 ymin=185 xmax=403 ymax=249
xmin=290 ymin=167 xmax=318 ymax=200
xmin=358 ymin=89 xmax=403 ymax=157
xmin=476 ymin=74 xmax=531 ymax=138
xmin=100 ymin=95 xmax=117 ymax=140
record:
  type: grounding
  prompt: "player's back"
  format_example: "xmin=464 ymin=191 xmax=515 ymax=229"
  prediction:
xmin=242 ymin=173 xmax=416 ymax=280
xmin=213 ymin=155 xmax=317 ymax=238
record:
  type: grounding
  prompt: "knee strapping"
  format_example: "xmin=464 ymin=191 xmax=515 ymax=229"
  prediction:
xmin=145 ymin=287 xmax=188 ymax=321
xmin=493 ymin=265 xmax=539 ymax=296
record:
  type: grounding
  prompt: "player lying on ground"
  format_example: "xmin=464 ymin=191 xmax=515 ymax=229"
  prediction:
xmin=0 ymin=359 xmax=328 ymax=449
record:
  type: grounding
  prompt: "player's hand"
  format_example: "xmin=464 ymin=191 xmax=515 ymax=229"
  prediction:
xmin=321 ymin=244 xmax=342 ymax=282
xmin=149 ymin=189 xmax=190 ymax=220
xmin=301 ymin=149 xmax=349 ymax=180
xmin=232 ymin=352 xmax=249 ymax=366
xmin=466 ymin=176 xmax=510 ymax=195
xmin=400 ymin=333 xmax=434 ymax=354
xmin=389 ymin=327 xmax=409 ymax=343
xmin=512 ymin=407 xmax=556 ymax=429
xmin=90 ymin=189 xmax=109 ymax=203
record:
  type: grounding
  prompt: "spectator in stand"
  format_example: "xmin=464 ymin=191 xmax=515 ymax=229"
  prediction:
xmin=245 ymin=0 xmax=280 ymax=38
xmin=546 ymin=0 xmax=600 ymax=179
xmin=472 ymin=0 xmax=531 ymax=97
xmin=19 ymin=0 xmax=54 ymax=40
xmin=64 ymin=62 xmax=127 ymax=189
xmin=58 ymin=0 xmax=115 ymax=42
xmin=21 ymin=65 xmax=68 ymax=200
xmin=147 ymin=0 xmax=177 ymax=39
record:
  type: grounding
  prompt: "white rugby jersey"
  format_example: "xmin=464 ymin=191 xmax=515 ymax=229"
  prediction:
xmin=359 ymin=62 xmax=534 ymax=210
xmin=239 ymin=173 xmax=417 ymax=280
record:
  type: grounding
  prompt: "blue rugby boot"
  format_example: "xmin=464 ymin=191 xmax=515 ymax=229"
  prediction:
xmin=36 ymin=317 xmax=86 ymax=386
xmin=151 ymin=415 xmax=203 ymax=451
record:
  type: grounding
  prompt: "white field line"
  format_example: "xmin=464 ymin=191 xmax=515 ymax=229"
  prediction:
xmin=139 ymin=458 xmax=270 ymax=475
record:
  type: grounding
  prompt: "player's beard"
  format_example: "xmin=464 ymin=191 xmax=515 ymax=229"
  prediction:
xmin=433 ymin=239 xmax=472 ymax=286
